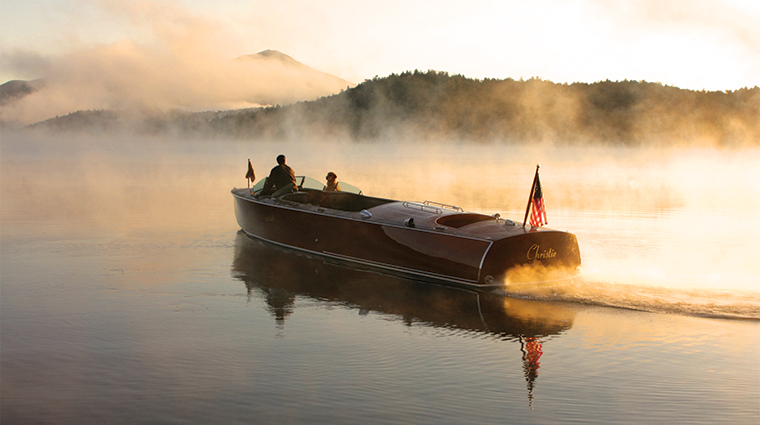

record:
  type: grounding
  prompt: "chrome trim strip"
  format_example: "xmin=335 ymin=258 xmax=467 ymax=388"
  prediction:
xmin=476 ymin=241 xmax=494 ymax=283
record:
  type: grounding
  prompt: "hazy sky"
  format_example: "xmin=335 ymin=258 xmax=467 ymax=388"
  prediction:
xmin=1 ymin=0 xmax=758 ymax=91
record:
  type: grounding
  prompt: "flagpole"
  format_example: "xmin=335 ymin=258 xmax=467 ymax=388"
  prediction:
xmin=522 ymin=164 xmax=540 ymax=228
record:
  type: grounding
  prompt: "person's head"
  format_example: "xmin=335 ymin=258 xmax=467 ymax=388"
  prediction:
xmin=276 ymin=154 xmax=286 ymax=165
xmin=326 ymin=172 xmax=337 ymax=182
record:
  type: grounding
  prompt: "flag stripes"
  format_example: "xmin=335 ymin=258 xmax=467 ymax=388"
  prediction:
xmin=529 ymin=176 xmax=547 ymax=228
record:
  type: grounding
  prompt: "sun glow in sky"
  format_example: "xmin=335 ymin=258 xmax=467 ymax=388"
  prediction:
xmin=1 ymin=0 xmax=758 ymax=91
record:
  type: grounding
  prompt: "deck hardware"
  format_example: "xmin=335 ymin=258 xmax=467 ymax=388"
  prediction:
xmin=424 ymin=200 xmax=463 ymax=212
xmin=402 ymin=201 xmax=442 ymax=214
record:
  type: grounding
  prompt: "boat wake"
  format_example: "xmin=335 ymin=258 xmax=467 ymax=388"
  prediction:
xmin=493 ymin=277 xmax=760 ymax=321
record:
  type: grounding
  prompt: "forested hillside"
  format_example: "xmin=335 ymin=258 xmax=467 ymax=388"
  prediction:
xmin=29 ymin=71 xmax=760 ymax=146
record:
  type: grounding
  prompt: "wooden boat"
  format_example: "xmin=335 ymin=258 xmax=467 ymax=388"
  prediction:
xmin=232 ymin=176 xmax=581 ymax=288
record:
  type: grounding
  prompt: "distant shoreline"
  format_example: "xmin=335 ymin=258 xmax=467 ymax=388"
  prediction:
xmin=7 ymin=71 xmax=759 ymax=147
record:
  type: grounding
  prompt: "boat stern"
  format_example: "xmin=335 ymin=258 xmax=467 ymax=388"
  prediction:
xmin=480 ymin=229 xmax=581 ymax=286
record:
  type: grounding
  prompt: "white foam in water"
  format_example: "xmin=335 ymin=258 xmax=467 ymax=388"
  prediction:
xmin=492 ymin=207 xmax=760 ymax=319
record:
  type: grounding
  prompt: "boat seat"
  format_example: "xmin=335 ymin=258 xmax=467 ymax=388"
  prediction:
xmin=320 ymin=192 xmax=354 ymax=210
xmin=280 ymin=192 xmax=310 ymax=204
xmin=436 ymin=213 xmax=494 ymax=228
xmin=329 ymin=193 xmax=350 ymax=210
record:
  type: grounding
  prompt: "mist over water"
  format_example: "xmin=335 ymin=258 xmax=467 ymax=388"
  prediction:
xmin=3 ymin=132 xmax=759 ymax=424
xmin=342 ymin=142 xmax=760 ymax=319
xmin=2 ymin=132 xmax=758 ymax=319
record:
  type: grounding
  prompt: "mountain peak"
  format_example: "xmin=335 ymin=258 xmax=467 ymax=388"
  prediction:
xmin=0 ymin=79 xmax=45 ymax=106
xmin=235 ymin=50 xmax=303 ymax=67
xmin=1 ymin=50 xmax=354 ymax=126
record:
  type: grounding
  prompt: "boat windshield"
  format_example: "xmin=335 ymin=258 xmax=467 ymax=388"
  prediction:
xmin=251 ymin=178 xmax=266 ymax=192
xmin=335 ymin=181 xmax=362 ymax=195
xmin=298 ymin=176 xmax=362 ymax=194
xmin=251 ymin=176 xmax=363 ymax=195
xmin=298 ymin=176 xmax=324 ymax=191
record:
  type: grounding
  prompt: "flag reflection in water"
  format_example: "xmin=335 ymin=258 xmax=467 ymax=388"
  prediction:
xmin=520 ymin=335 xmax=544 ymax=409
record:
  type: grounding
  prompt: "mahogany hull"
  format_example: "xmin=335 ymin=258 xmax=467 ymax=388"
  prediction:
xmin=232 ymin=188 xmax=580 ymax=287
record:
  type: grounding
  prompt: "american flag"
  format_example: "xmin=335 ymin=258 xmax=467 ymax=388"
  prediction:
xmin=529 ymin=175 xmax=547 ymax=228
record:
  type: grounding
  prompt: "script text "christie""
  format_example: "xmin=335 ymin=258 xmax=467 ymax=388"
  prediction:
xmin=527 ymin=244 xmax=557 ymax=260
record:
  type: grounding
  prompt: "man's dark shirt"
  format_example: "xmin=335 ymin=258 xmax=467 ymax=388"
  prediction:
xmin=262 ymin=163 xmax=296 ymax=195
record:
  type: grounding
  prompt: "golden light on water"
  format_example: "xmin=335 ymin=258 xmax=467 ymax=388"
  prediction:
xmin=2 ymin=2 xmax=759 ymax=421
xmin=2 ymin=134 xmax=758 ymax=317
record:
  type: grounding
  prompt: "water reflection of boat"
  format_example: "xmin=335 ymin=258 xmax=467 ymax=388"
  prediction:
xmin=232 ymin=176 xmax=581 ymax=288
xmin=231 ymin=232 xmax=577 ymax=406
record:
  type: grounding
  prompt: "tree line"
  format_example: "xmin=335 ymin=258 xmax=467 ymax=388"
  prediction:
xmin=31 ymin=70 xmax=760 ymax=146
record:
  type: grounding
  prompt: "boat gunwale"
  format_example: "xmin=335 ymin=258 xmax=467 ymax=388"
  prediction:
xmin=231 ymin=187 xmax=506 ymax=243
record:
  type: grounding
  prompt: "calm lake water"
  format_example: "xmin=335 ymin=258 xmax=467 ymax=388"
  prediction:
xmin=2 ymin=133 xmax=759 ymax=424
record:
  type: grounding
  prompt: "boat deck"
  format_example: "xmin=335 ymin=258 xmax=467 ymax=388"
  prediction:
xmin=232 ymin=187 xmax=534 ymax=241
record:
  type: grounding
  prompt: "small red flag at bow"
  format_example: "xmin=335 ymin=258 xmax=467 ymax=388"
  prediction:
xmin=245 ymin=159 xmax=255 ymax=182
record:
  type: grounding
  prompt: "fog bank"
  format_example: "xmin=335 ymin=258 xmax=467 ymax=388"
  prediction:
xmin=0 ymin=1 xmax=351 ymax=126
xmin=17 ymin=72 xmax=760 ymax=148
